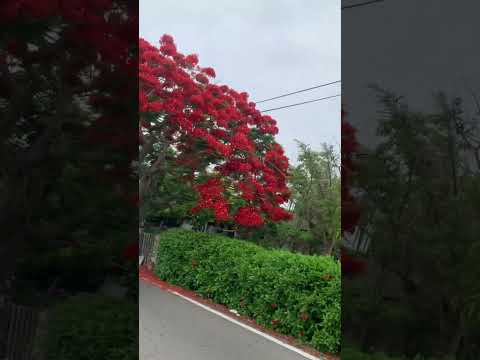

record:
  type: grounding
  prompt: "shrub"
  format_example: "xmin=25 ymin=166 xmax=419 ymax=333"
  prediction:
xmin=155 ymin=229 xmax=340 ymax=353
xmin=45 ymin=295 xmax=137 ymax=360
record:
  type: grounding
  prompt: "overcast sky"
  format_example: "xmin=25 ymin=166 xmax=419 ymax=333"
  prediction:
xmin=343 ymin=0 xmax=480 ymax=147
xmin=140 ymin=0 xmax=341 ymax=164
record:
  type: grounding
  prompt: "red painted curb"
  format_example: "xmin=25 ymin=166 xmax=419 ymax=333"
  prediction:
xmin=139 ymin=266 xmax=339 ymax=360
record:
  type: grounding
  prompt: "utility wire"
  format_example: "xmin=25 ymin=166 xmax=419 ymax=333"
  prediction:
xmin=260 ymin=94 xmax=341 ymax=113
xmin=342 ymin=0 xmax=386 ymax=10
xmin=255 ymin=80 xmax=341 ymax=104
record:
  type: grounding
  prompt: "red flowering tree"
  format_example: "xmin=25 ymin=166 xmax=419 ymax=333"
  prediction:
xmin=1 ymin=0 xmax=138 ymax=209
xmin=341 ymin=105 xmax=366 ymax=276
xmin=0 ymin=0 xmax=138 ymax=287
xmin=139 ymin=35 xmax=292 ymax=227
xmin=341 ymin=106 xmax=361 ymax=235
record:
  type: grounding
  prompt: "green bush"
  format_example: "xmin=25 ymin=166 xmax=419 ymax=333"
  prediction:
xmin=155 ymin=229 xmax=341 ymax=353
xmin=45 ymin=295 xmax=137 ymax=360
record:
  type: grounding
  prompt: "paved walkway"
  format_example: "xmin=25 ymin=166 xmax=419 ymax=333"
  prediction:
xmin=140 ymin=281 xmax=316 ymax=360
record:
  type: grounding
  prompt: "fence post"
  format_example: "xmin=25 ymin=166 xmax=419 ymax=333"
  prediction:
xmin=5 ymin=303 xmax=39 ymax=360
xmin=31 ymin=311 xmax=48 ymax=360
xmin=152 ymin=234 xmax=160 ymax=265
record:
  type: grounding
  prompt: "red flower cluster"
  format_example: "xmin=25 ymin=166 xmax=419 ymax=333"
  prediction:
xmin=300 ymin=312 xmax=310 ymax=321
xmin=140 ymin=35 xmax=293 ymax=227
xmin=192 ymin=178 xmax=230 ymax=221
xmin=341 ymin=248 xmax=367 ymax=277
xmin=123 ymin=243 xmax=139 ymax=262
xmin=234 ymin=206 xmax=264 ymax=227
xmin=341 ymin=106 xmax=360 ymax=235
xmin=2 ymin=1 xmax=136 ymax=68
xmin=1 ymin=0 xmax=112 ymax=22
xmin=341 ymin=105 xmax=366 ymax=277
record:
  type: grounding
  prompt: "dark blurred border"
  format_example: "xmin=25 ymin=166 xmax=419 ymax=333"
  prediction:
xmin=0 ymin=1 xmax=138 ymax=359
xmin=342 ymin=0 xmax=480 ymax=358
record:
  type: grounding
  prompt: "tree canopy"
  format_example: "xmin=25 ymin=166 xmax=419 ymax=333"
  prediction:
xmin=344 ymin=87 xmax=480 ymax=358
xmin=139 ymin=35 xmax=292 ymax=227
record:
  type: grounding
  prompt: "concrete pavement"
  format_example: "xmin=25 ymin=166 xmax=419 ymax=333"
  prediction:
xmin=140 ymin=281 xmax=317 ymax=360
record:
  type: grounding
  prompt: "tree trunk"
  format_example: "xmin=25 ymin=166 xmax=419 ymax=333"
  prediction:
xmin=325 ymin=239 xmax=335 ymax=256
xmin=449 ymin=313 xmax=466 ymax=358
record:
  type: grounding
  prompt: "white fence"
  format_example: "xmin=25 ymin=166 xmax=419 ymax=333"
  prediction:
xmin=343 ymin=226 xmax=370 ymax=254
xmin=4 ymin=303 xmax=39 ymax=360
xmin=139 ymin=229 xmax=157 ymax=266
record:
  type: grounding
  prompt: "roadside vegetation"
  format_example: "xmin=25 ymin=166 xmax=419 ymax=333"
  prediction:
xmin=155 ymin=229 xmax=340 ymax=353
xmin=139 ymin=34 xmax=342 ymax=356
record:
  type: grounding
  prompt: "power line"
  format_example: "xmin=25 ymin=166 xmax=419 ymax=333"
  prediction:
xmin=255 ymin=80 xmax=341 ymax=104
xmin=342 ymin=0 xmax=386 ymax=10
xmin=260 ymin=94 xmax=341 ymax=113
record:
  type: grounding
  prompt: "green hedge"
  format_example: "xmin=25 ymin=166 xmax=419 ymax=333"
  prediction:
xmin=155 ymin=229 xmax=341 ymax=353
xmin=46 ymin=295 xmax=137 ymax=360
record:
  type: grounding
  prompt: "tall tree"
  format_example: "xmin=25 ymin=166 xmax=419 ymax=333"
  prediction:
xmin=0 ymin=0 xmax=137 ymax=278
xmin=289 ymin=141 xmax=341 ymax=254
xmin=139 ymin=35 xmax=292 ymax=227
xmin=349 ymin=87 xmax=480 ymax=358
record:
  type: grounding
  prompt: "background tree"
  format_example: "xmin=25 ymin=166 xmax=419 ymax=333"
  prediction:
xmin=345 ymin=86 xmax=480 ymax=358
xmin=289 ymin=141 xmax=340 ymax=254
xmin=246 ymin=141 xmax=340 ymax=256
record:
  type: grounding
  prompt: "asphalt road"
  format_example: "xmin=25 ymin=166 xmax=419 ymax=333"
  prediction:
xmin=139 ymin=281 xmax=315 ymax=360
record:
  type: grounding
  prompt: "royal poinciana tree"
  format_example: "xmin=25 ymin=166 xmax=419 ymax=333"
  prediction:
xmin=1 ymin=0 xmax=138 ymax=224
xmin=139 ymin=35 xmax=292 ymax=227
xmin=341 ymin=106 xmax=360 ymax=235
xmin=341 ymin=106 xmax=366 ymax=275
xmin=0 ymin=0 xmax=138 ymax=305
